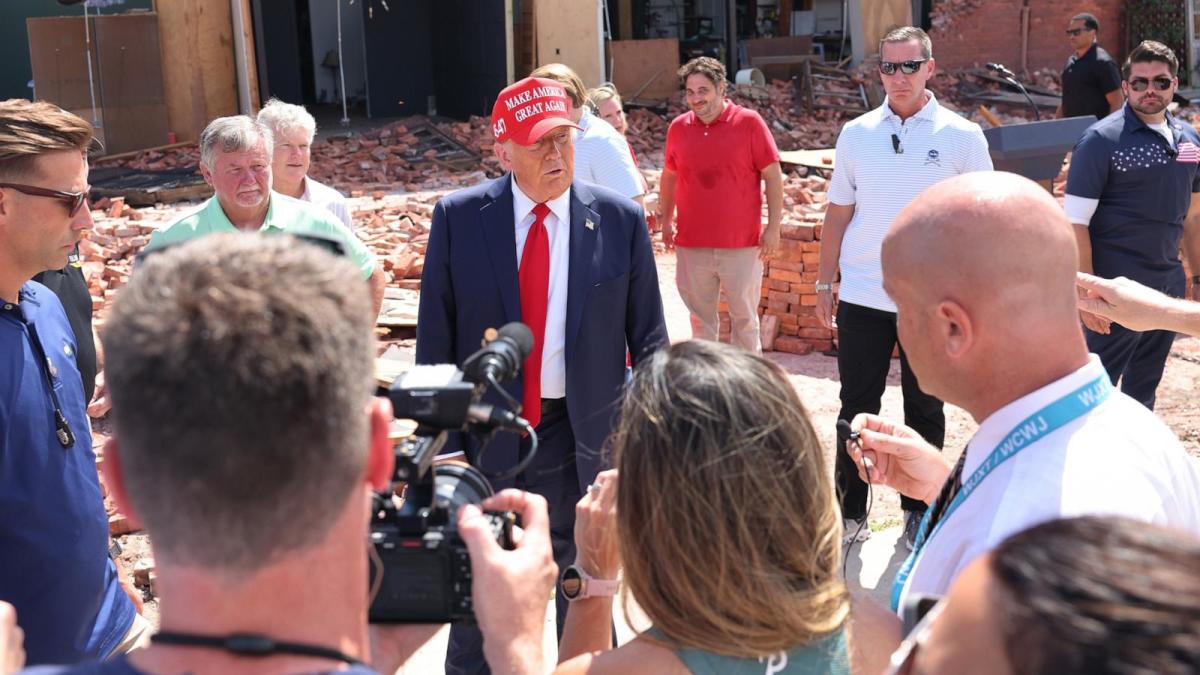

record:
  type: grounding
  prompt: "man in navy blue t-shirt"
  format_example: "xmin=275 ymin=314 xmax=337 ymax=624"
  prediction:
xmin=1065 ymin=41 xmax=1200 ymax=409
xmin=0 ymin=101 xmax=137 ymax=664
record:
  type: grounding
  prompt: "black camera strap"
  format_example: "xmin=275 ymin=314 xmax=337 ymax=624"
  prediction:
xmin=151 ymin=631 xmax=365 ymax=667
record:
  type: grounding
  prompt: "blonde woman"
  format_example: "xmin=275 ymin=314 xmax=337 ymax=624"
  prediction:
xmin=554 ymin=340 xmax=900 ymax=674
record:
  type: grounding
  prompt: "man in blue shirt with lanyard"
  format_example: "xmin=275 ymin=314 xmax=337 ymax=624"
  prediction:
xmin=1065 ymin=40 xmax=1200 ymax=409
xmin=844 ymin=171 xmax=1200 ymax=611
xmin=0 ymin=100 xmax=139 ymax=664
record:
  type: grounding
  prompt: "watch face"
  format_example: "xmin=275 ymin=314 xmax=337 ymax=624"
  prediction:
xmin=560 ymin=566 xmax=583 ymax=599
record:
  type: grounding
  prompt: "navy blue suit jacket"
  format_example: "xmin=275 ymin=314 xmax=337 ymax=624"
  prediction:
xmin=416 ymin=175 xmax=668 ymax=492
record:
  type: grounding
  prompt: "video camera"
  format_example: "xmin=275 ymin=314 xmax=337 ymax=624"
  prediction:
xmin=368 ymin=323 xmax=537 ymax=624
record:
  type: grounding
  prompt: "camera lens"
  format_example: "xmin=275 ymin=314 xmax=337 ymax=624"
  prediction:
xmin=433 ymin=463 xmax=495 ymax=527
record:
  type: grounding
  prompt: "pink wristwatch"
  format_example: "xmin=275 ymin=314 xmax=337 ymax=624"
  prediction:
xmin=559 ymin=564 xmax=619 ymax=601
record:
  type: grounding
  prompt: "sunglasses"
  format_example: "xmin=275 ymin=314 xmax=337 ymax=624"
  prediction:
xmin=1065 ymin=28 xmax=1091 ymax=36
xmin=0 ymin=182 xmax=90 ymax=217
xmin=880 ymin=59 xmax=929 ymax=76
xmin=1127 ymin=76 xmax=1174 ymax=92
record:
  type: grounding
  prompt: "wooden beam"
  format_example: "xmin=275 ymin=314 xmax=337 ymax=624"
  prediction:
xmin=157 ymin=0 xmax=238 ymax=143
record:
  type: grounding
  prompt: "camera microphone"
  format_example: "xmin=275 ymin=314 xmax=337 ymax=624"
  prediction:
xmin=462 ymin=322 xmax=534 ymax=385
xmin=986 ymin=62 xmax=1016 ymax=78
xmin=467 ymin=403 xmax=529 ymax=431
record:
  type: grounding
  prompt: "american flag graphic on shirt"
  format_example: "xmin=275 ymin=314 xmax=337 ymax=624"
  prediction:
xmin=1177 ymin=141 xmax=1200 ymax=164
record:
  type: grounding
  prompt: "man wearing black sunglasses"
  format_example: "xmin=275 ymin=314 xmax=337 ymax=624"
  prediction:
xmin=817 ymin=26 xmax=991 ymax=552
xmin=1065 ymin=40 xmax=1200 ymax=410
xmin=0 ymin=100 xmax=144 ymax=664
xmin=1057 ymin=13 xmax=1123 ymax=121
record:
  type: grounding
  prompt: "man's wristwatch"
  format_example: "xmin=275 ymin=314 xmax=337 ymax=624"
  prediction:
xmin=559 ymin=564 xmax=619 ymax=602
xmin=815 ymin=281 xmax=834 ymax=293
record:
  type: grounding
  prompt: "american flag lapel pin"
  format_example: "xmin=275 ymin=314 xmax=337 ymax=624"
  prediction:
xmin=585 ymin=217 xmax=595 ymax=230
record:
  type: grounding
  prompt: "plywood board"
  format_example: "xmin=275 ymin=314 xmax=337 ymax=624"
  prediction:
xmin=94 ymin=14 xmax=170 ymax=154
xmin=157 ymin=0 xmax=238 ymax=143
xmin=609 ymin=38 xmax=680 ymax=103
xmin=535 ymin=0 xmax=603 ymax=85
xmin=860 ymin=0 xmax=911 ymax=56
xmin=27 ymin=17 xmax=97 ymax=111
xmin=744 ymin=35 xmax=815 ymax=81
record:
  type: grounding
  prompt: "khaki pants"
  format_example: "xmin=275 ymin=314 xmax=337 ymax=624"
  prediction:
xmin=675 ymin=246 xmax=763 ymax=353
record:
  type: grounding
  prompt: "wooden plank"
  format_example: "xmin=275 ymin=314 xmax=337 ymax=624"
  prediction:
xmin=93 ymin=14 xmax=170 ymax=154
xmin=779 ymin=148 xmax=835 ymax=170
xmin=609 ymin=38 xmax=680 ymax=102
xmin=742 ymin=36 xmax=814 ymax=82
xmin=157 ymin=0 xmax=238 ymax=143
xmin=536 ymin=0 xmax=602 ymax=86
xmin=236 ymin=0 xmax=260 ymax=111
xmin=860 ymin=0 xmax=911 ymax=57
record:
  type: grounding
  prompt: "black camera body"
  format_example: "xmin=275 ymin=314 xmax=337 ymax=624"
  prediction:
xmin=368 ymin=324 xmax=532 ymax=625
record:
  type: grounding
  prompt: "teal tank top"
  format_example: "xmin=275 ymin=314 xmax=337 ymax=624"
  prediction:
xmin=648 ymin=627 xmax=850 ymax=675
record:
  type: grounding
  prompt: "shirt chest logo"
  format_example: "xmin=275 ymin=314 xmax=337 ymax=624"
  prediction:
xmin=924 ymin=149 xmax=941 ymax=166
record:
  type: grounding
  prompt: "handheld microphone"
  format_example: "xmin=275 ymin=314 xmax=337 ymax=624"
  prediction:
xmin=461 ymin=322 xmax=534 ymax=385
xmin=836 ymin=419 xmax=860 ymax=445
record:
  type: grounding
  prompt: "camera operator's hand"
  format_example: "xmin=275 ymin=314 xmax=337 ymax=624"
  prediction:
xmin=574 ymin=469 xmax=619 ymax=579
xmin=849 ymin=414 xmax=953 ymax=505
xmin=0 ymin=602 xmax=24 ymax=674
xmin=459 ymin=489 xmax=557 ymax=675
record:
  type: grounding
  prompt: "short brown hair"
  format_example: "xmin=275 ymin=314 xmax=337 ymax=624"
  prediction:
xmin=613 ymin=341 xmax=848 ymax=657
xmin=103 ymin=234 xmax=376 ymax=572
xmin=678 ymin=56 xmax=726 ymax=88
xmin=1123 ymin=40 xmax=1179 ymax=79
xmin=880 ymin=26 xmax=932 ymax=59
xmin=530 ymin=63 xmax=588 ymax=109
xmin=0 ymin=99 xmax=93 ymax=180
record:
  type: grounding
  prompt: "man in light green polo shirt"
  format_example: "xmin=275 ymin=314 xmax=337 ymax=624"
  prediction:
xmin=146 ymin=115 xmax=385 ymax=317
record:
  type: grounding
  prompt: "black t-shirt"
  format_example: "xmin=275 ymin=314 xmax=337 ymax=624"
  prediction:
xmin=31 ymin=246 xmax=97 ymax=402
xmin=1061 ymin=43 xmax=1122 ymax=120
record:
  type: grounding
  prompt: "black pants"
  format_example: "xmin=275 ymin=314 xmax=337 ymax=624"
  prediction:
xmin=445 ymin=400 xmax=582 ymax=675
xmin=835 ymin=302 xmax=945 ymax=518
xmin=1086 ymin=322 xmax=1175 ymax=409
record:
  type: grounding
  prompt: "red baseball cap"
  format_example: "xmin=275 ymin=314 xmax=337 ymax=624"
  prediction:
xmin=491 ymin=77 xmax=581 ymax=145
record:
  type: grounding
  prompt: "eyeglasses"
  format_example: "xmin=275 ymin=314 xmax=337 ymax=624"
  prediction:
xmin=1127 ymin=76 xmax=1174 ymax=92
xmin=1065 ymin=28 xmax=1090 ymax=36
xmin=879 ymin=59 xmax=929 ymax=76
xmin=0 ymin=182 xmax=90 ymax=217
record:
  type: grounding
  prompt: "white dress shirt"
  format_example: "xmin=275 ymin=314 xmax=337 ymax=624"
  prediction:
xmin=899 ymin=355 xmax=1200 ymax=607
xmin=512 ymin=180 xmax=571 ymax=399
xmin=300 ymin=176 xmax=354 ymax=231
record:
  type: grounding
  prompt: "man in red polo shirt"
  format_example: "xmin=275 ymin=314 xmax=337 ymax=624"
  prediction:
xmin=659 ymin=56 xmax=783 ymax=353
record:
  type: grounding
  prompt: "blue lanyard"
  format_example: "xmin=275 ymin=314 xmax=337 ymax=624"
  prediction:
xmin=890 ymin=373 xmax=1113 ymax=610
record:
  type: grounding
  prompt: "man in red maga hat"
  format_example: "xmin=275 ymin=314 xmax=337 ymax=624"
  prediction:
xmin=416 ymin=77 xmax=668 ymax=674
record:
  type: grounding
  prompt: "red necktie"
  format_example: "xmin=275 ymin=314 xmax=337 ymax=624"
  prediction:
xmin=519 ymin=203 xmax=551 ymax=429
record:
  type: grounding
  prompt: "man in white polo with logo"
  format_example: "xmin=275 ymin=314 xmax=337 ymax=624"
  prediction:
xmin=815 ymin=26 xmax=992 ymax=551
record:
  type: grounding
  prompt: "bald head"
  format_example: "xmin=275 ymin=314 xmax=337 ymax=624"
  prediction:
xmin=883 ymin=172 xmax=1078 ymax=327
xmin=880 ymin=172 xmax=1088 ymax=416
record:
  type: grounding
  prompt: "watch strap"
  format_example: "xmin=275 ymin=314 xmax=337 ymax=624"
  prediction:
xmin=582 ymin=577 xmax=620 ymax=598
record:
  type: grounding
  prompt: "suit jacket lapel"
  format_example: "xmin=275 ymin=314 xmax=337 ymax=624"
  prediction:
xmin=565 ymin=182 xmax=600 ymax=365
xmin=479 ymin=175 xmax=521 ymax=324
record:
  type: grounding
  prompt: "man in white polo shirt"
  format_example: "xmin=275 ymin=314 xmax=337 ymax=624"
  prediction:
xmin=532 ymin=63 xmax=646 ymax=206
xmin=816 ymin=26 xmax=992 ymax=550
xmin=847 ymin=171 xmax=1200 ymax=612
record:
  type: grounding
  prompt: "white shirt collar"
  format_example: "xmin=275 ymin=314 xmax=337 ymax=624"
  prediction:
xmin=511 ymin=177 xmax=571 ymax=226
xmin=881 ymin=90 xmax=939 ymax=123
xmin=965 ymin=355 xmax=1109 ymax=473
xmin=299 ymin=177 xmax=312 ymax=201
